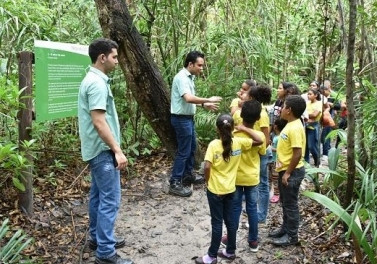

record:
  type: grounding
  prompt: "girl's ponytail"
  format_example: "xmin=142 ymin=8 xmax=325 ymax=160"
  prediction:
xmin=216 ymin=114 xmax=234 ymax=162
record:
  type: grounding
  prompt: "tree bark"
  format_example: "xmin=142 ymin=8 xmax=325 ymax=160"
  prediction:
xmin=337 ymin=0 xmax=348 ymax=52
xmin=343 ymin=0 xmax=357 ymax=209
xmin=357 ymin=0 xmax=368 ymax=169
xmin=94 ymin=0 xmax=177 ymax=157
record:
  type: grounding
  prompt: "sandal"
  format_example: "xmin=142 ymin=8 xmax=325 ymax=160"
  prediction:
xmin=270 ymin=195 xmax=280 ymax=203
xmin=194 ymin=255 xmax=217 ymax=264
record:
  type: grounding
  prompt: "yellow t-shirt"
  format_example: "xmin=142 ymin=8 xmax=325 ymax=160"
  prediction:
xmin=306 ymin=100 xmax=322 ymax=122
xmin=205 ymin=137 xmax=253 ymax=194
xmin=233 ymin=130 xmax=266 ymax=186
xmin=276 ymin=119 xmax=305 ymax=172
xmin=232 ymin=109 xmax=243 ymax=126
xmin=233 ymin=105 xmax=269 ymax=131
xmin=254 ymin=106 xmax=269 ymax=132
xmin=229 ymin=98 xmax=240 ymax=109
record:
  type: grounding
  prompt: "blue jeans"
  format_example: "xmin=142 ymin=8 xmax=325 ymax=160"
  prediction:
xmin=234 ymin=186 xmax=258 ymax=243
xmin=170 ymin=115 xmax=196 ymax=183
xmin=257 ymin=153 xmax=269 ymax=222
xmin=278 ymin=167 xmax=305 ymax=238
xmin=88 ymin=150 xmax=121 ymax=259
xmin=207 ymin=190 xmax=237 ymax=257
xmin=321 ymin=126 xmax=332 ymax=156
xmin=305 ymin=123 xmax=320 ymax=166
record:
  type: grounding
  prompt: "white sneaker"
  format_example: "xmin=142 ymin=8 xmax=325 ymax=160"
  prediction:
xmin=321 ymin=155 xmax=328 ymax=166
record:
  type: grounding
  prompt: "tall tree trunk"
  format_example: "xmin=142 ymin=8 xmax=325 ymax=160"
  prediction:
xmin=359 ymin=0 xmax=377 ymax=85
xmin=357 ymin=0 xmax=368 ymax=169
xmin=337 ymin=0 xmax=348 ymax=52
xmin=343 ymin=0 xmax=357 ymax=209
xmin=344 ymin=5 xmax=362 ymax=262
xmin=94 ymin=0 xmax=177 ymax=157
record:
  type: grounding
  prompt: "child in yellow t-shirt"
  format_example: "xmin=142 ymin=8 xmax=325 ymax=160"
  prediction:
xmin=229 ymin=79 xmax=257 ymax=116
xmin=219 ymin=99 xmax=267 ymax=252
xmin=233 ymin=100 xmax=266 ymax=252
xmin=234 ymin=84 xmax=272 ymax=223
xmin=246 ymin=84 xmax=272 ymax=223
xmin=304 ymin=88 xmax=322 ymax=167
xmin=195 ymin=114 xmax=263 ymax=264
xmin=269 ymin=95 xmax=306 ymax=247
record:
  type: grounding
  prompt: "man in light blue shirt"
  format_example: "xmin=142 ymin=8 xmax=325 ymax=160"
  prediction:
xmin=78 ymin=38 xmax=133 ymax=264
xmin=169 ymin=51 xmax=222 ymax=197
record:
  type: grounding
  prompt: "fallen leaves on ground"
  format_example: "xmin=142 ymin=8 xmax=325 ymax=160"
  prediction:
xmin=0 ymin=152 xmax=359 ymax=263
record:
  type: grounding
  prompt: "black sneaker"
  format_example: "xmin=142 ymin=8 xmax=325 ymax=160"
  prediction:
xmin=182 ymin=172 xmax=204 ymax=185
xmin=95 ymin=253 xmax=133 ymax=264
xmin=89 ymin=237 xmax=126 ymax=250
xmin=268 ymin=228 xmax=286 ymax=238
xmin=271 ymin=234 xmax=299 ymax=246
xmin=169 ymin=182 xmax=192 ymax=197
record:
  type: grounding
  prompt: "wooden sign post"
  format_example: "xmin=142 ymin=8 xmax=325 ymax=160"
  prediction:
xmin=18 ymin=51 xmax=34 ymax=215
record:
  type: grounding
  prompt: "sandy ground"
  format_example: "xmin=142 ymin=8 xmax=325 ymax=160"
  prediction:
xmin=81 ymin=168 xmax=309 ymax=264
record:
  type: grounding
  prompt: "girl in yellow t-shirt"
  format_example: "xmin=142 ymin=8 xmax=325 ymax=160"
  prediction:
xmin=195 ymin=114 xmax=263 ymax=264
xmin=229 ymin=79 xmax=257 ymax=116
xmin=304 ymin=88 xmax=322 ymax=167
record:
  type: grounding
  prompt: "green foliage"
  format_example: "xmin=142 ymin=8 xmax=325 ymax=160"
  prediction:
xmin=0 ymin=141 xmax=35 ymax=191
xmin=305 ymin=128 xmax=348 ymax=194
xmin=0 ymin=0 xmax=376 ymax=222
xmin=0 ymin=76 xmax=34 ymax=191
xmin=303 ymin=191 xmax=377 ymax=264
xmin=0 ymin=77 xmax=21 ymax=142
xmin=0 ymin=218 xmax=34 ymax=263
xmin=0 ymin=0 xmax=101 ymax=74
xmin=195 ymin=110 xmax=218 ymax=144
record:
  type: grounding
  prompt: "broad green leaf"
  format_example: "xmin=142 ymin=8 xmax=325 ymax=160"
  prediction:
xmin=12 ymin=177 xmax=25 ymax=192
xmin=303 ymin=191 xmax=376 ymax=264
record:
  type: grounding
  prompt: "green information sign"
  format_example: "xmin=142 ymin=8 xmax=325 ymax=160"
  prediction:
xmin=34 ymin=40 xmax=90 ymax=121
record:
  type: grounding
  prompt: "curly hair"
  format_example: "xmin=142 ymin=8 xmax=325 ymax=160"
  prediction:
xmin=248 ymin=83 xmax=272 ymax=104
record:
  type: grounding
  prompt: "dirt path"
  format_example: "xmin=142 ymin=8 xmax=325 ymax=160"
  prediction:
xmin=81 ymin=169 xmax=313 ymax=264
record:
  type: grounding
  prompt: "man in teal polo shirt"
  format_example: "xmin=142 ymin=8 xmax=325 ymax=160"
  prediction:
xmin=169 ymin=51 xmax=222 ymax=197
xmin=78 ymin=38 xmax=133 ymax=264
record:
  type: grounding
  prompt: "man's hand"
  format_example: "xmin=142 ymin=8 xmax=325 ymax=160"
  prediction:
xmin=208 ymin=96 xmax=222 ymax=103
xmin=202 ymin=96 xmax=222 ymax=111
xmin=114 ymin=151 xmax=128 ymax=170
xmin=203 ymin=102 xmax=220 ymax=111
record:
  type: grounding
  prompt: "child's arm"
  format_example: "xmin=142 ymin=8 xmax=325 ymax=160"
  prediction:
xmin=282 ymin=147 xmax=302 ymax=186
xmin=308 ymin=110 xmax=320 ymax=119
xmin=204 ymin=161 xmax=212 ymax=184
xmin=261 ymin=126 xmax=270 ymax=146
xmin=235 ymin=124 xmax=263 ymax=146
xmin=308 ymin=102 xmax=322 ymax=119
